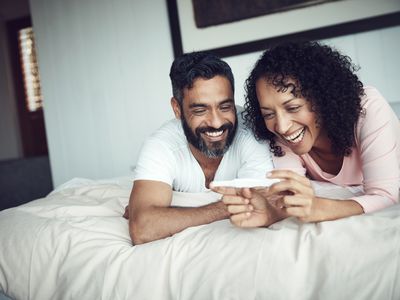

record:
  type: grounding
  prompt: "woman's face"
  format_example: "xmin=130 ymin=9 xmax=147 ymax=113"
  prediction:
xmin=255 ymin=77 xmax=323 ymax=155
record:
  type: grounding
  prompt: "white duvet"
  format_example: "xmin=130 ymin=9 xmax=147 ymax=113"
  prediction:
xmin=0 ymin=177 xmax=399 ymax=300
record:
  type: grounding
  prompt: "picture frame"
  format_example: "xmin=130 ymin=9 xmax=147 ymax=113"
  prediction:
xmin=167 ymin=0 xmax=400 ymax=58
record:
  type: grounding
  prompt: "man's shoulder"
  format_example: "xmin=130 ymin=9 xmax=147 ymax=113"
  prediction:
xmin=146 ymin=119 xmax=188 ymax=151
xmin=134 ymin=119 xmax=190 ymax=185
xmin=151 ymin=118 xmax=180 ymax=134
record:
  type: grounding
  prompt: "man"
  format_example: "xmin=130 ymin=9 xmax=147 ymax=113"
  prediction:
xmin=125 ymin=51 xmax=273 ymax=244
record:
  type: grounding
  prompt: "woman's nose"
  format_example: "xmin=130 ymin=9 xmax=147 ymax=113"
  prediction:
xmin=275 ymin=113 xmax=292 ymax=134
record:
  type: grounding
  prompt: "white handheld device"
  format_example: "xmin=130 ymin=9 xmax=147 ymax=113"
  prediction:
xmin=210 ymin=178 xmax=280 ymax=188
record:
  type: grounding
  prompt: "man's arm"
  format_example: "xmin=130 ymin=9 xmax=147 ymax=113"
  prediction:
xmin=129 ymin=180 xmax=229 ymax=245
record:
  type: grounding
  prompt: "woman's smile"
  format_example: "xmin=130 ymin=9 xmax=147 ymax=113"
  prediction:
xmin=281 ymin=127 xmax=306 ymax=144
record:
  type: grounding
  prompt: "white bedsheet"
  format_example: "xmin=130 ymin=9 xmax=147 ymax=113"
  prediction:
xmin=0 ymin=178 xmax=399 ymax=300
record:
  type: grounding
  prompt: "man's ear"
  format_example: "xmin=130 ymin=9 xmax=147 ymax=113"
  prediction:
xmin=171 ymin=97 xmax=182 ymax=119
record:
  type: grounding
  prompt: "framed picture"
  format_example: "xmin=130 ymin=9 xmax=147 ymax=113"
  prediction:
xmin=167 ymin=0 xmax=400 ymax=58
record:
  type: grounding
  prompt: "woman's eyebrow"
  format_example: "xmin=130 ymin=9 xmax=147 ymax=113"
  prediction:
xmin=260 ymin=97 xmax=297 ymax=110
xmin=282 ymin=97 xmax=297 ymax=105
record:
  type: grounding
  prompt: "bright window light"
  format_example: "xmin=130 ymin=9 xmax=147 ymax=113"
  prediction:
xmin=18 ymin=27 xmax=43 ymax=112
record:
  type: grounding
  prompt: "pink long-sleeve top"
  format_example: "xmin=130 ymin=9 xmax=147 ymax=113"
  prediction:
xmin=273 ymin=86 xmax=400 ymax=213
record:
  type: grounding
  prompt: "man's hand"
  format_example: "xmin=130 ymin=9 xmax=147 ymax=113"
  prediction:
xmin=210 ymin=186 xmax=287 ymax=227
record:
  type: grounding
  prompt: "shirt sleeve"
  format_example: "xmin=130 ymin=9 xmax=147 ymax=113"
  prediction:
xmin=133 ymin=137 xmax=176 ymax=186
xmin=235 ymin=129 xmax=275 ymax=179
xmin=350 ymin=87 xmax=399 ymax=213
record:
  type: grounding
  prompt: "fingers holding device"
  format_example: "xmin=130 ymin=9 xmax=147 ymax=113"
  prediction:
xmin=210 ymin=177 xmax=284 ymax=227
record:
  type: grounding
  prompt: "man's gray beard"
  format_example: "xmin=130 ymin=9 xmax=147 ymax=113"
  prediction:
xmin=197 ymin=139 xmax=227 ymax=158
xmin=180 ymin=114 xmax=237 ymax=158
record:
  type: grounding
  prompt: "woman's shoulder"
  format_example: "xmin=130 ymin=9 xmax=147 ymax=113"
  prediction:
xmin=356 ymin=86 xmax=400 ymax=142
xmin=358 ymin=86 xmax=396 ymax=124
xmin=360 ymin=86 xmax=387 ymax=108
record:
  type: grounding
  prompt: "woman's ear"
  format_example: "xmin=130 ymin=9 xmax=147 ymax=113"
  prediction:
xmin=171 ymin=97 xmax=182 ymax=119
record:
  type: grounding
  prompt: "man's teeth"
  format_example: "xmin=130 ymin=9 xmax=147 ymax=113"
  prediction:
xmin=283 ymin=128 xmax=305 ymax=143
xmin=205 ymin=130 xmax=223 ymax=137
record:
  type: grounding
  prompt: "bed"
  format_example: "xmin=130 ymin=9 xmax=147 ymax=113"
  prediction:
xmin=0 ymin=177 xmax=399 ymax=300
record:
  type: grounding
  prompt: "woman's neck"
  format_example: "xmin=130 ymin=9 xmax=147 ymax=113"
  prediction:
xmin=310 ymin=132 xmax=343 ymax=175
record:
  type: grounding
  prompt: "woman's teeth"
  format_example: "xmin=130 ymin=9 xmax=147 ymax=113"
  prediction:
xmin=205 ymin=130 xmax=223 ymax=137
xmin=283 ymin=128 xmax=305 ymax=143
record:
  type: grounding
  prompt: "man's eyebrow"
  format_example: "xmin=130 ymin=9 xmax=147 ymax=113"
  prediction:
xmin=219 ymin=99 xmax=235 ymax=105
xmin=188 ymin=98 xmax=234 ymax=109
xmin=189 ymin=103 xmax=207 ymax=109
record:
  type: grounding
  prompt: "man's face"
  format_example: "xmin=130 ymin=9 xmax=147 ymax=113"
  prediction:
xmin=175 ymin=75 xmax=237 ymax=158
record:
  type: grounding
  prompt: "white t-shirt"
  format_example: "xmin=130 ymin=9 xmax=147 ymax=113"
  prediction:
xmin=134 ymin=118 xmax=274 ymax=192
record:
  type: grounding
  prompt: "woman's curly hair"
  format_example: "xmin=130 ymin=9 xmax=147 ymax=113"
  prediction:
xmin=243 ymin=41 xmax=364 ymax=157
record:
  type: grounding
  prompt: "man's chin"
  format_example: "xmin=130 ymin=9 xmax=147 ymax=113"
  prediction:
xmin=206 ymin=140 xmax=227 ymax=150
xmin=203 ymin=150 xmax=225 ymax=158
xmin=201 ymin=143 xmax=228 ymax=158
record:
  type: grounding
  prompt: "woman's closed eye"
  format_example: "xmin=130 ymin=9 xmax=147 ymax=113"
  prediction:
xmin=286 ymin=105 xmax=301 ymax=113
xmin=262 ymin=112 xmax=275 ymax=120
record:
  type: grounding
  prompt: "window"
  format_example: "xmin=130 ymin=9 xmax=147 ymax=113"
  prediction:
xmin=18 ymin=27 xmax=43 ymax=112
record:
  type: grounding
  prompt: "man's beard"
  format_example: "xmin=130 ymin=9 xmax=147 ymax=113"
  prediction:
xmin=181 ymin=113 xmax=238 ymax=158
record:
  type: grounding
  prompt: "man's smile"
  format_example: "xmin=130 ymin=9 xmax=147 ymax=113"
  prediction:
xmin=201 ymin=129 xmax=227 ymax=142
xmin=204 ymin=129 xmax=224 ymax=137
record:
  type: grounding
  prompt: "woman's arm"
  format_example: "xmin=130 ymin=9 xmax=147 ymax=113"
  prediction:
xmin=350 ymin=87 xmax=399 ymax=212
xmin=267 ymin=170 xmax=363 ymax=222
xmin=214 ymin=170 xmax=364 ymax=227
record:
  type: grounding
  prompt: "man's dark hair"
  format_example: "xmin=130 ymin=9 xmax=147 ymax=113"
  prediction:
xmin=243 ymin=41 xmax=364 ymax=157
xmin=169 ymin=51 xmax=235 ymax=105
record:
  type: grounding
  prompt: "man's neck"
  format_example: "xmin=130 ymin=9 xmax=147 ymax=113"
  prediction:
xmin=189 ymin=144 xmax=222 ymax=188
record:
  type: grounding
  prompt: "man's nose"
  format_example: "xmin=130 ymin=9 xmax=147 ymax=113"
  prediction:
xmin=275 ymin=113 xmax=292 ymax=134
xmin=207 ymin=109 xmax=225 ymax=129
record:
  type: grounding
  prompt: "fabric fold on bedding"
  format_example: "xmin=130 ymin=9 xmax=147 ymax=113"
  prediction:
xmin=0 ymin=178 xmax=399 ymax=300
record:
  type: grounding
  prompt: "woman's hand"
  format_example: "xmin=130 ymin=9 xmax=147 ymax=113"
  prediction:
xmin=210 ymin=186 xmax=286 ymax=227
xmin=266 ymin=170 xmax=319 ymax=222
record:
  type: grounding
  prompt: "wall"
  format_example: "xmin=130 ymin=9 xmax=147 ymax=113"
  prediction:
xmin=0 ymin=20 xmax=22 ymax=160
xmin=29 ymin=0 xmax=400 ymax=187
xmin=0 ymin=0 xmax=31 ymax=160
xmin=29 ymin=0 xmax=174 ymax=186
xmin=226 ymin=25 xmax=400 ymax=107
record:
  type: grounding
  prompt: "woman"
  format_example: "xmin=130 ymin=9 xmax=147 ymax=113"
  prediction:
xmin=213 ymin=41 xmax=400 ymax=227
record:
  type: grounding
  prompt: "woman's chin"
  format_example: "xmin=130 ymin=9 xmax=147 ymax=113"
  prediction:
xmin=283 ymin=140 xmax=311 ymax=156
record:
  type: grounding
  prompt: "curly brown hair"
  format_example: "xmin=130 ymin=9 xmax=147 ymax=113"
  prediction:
xmin=243 ymin=41 xmax=364 ymax=157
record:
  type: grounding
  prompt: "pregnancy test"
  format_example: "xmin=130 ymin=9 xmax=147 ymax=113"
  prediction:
xmin=210 ymin=178 xmax=280 ymax=188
